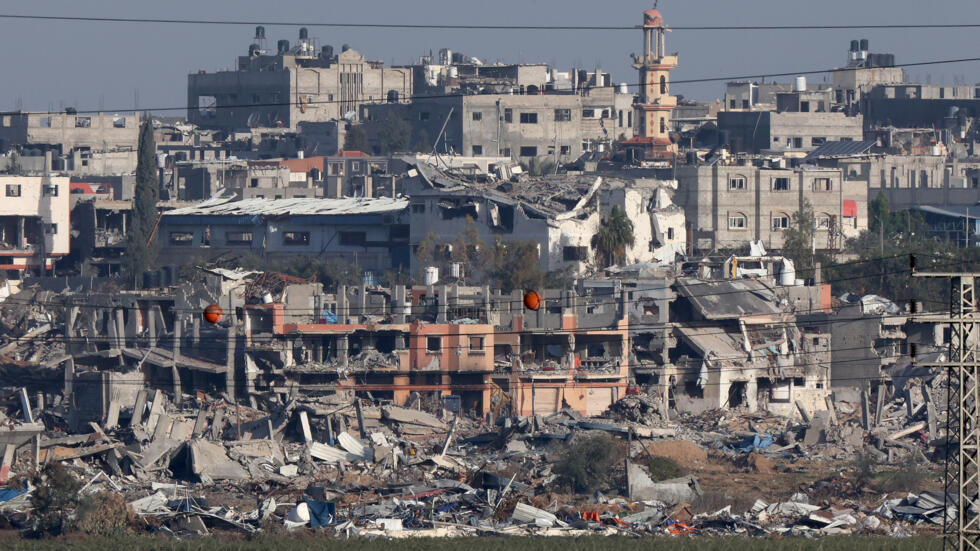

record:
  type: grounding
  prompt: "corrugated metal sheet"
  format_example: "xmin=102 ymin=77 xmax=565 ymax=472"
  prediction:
xmin=163 ymin=195 xmax=408 ymax=217
xmin=308 ymin=442 xmax=358 ymax=463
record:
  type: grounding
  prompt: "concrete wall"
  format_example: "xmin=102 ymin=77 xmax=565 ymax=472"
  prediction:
xmin=0 ymin=175 xmax=70 ymax=270
xmin=675 ymin=164 xmax=867 ymax=252
xmin=718 ymin=111 xmax=863 ymax=152
xmin=0 ymin=112 xmax=139 ymax=153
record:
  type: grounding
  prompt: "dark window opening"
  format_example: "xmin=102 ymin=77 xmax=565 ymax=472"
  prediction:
xmin=563 ymin=246 xmax=588 ymax=261
xmin=504 ymin=109 xmax=513 ymax=123
xmin=472 ymin=112 xmax=482 ymax=121
xmin=469 ymin=336 xmax=484 ymax=351
xmin=773 ymin=177 xmax=790 ymax=191
xmin=339 ymin=231 xmax=366 ymax=246
xmin=519 ymin=146 xmax=537 ymax=157
xmin=225 ymin=231 xmax=253 ymax=245
xmin=283 ymin=231 xmax=310 ymax=245
xmin=519 ymin=112 xmax=538 ymax=124
xmin=427 ymin=336 xmax=441 ymax=352
xmin=169 ymin=232 xmax=194 ymax=245
xmin=554 ymin=108 xmax=571 ymax=122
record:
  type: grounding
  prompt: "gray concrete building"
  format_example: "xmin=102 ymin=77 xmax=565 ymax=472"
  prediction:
xmin=158 ymin=195 xmax=410 ymax=270
xmin=187 ymin=28 xmax=412 ymax=131
xmin=719 ymin=109 xmax=864 ymax=154
xmin=674 ymin=162 xmax=868 ymax=253
xmin=362 ymin=86 xmax=635 ymax=163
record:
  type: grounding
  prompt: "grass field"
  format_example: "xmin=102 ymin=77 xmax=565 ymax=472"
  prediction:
xmin=0 ymin=535 xmax=944 ymax=551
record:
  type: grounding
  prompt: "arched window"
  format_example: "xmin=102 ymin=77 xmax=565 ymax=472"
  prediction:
xmin=772 ymin=212 xmax=790 ymax=231
xmin=660 ymin=75 xmax=667 ymax=94
xmin=728 ymin=213 xmax=747 ymax=229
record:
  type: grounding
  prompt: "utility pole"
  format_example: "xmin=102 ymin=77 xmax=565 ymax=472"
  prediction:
xmin=913 ymin=269 xmax=980 ymax=550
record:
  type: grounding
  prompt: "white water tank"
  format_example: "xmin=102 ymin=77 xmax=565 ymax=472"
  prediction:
xmin=779 ymin=259 xmax=796 ymax=286
xmin=795 ymin=76 xmax=807 ymax=92
xmin=424 ymin=266 xmax=439 ymax=286
xmin=450 ymin=262 xmax=462 ymax=279
xmin=618 ymin=82 xmax=628 ymax=94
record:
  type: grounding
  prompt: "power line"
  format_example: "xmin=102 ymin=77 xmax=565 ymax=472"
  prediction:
xmin=8 ymin=56 xmax=980 ymax=116
xmin=1 ymin=14 xmax=979 ymax=31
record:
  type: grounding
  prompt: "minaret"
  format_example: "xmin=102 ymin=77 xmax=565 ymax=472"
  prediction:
xmin=627 ymin=5 xmax=678 ymax=160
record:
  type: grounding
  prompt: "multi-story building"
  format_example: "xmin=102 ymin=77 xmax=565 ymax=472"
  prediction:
xmin=675 ymin=162 xmax=867 ymax=253
xmin=0 ymin=172 xmax=70 ymax=277
xmin=187 ymin=27 xmax=412 ymax=130
xmin=158 ymin=195 xmax=410 ymax=271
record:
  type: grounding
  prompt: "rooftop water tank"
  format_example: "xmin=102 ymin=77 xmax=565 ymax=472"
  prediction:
xmin=795 ymin=76 xmax=807 ymax=92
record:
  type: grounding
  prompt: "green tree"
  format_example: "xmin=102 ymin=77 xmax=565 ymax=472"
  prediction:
xmin=451 ymin=216 xmax=485 ymax=270
xmin=343 ymin=124 xmax=371 ymax=153
xmin=592 ymin=206 xmax=635 ymax=268
xmin=484 ymin=238 xmax=544 ymax=293
xmin=377 ymin=114 xmax=412 ymax=155
xmin=780 ymin=200 xmax=818 ymax=279
xmin=124 ymin=116 xmax=159 ymax=287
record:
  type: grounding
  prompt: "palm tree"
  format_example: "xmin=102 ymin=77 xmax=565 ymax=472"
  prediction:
xmin=592 ymin=206 xmax=635 ymax=268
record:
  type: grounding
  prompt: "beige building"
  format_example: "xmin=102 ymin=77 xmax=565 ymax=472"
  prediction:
xmin=188 ymin=29 xmax=412 ymax=131
xmin=0 ymin=174 xmax=70 ymax=276
xmin=675 ymin=163 xmax=867 ymax=253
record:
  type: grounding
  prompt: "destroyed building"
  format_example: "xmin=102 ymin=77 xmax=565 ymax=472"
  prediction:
xmin=668 ymin=277 xmax=832 ymax=416
xmin=0 ymin=172 xmax=70 ymax=278
xmin=403 ymin=162 xmax=685 ymax=276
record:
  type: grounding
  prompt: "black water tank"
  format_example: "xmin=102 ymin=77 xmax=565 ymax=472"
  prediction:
xmin=686 ymin=151 xmax=697 ymax=165
xmin=248 ymin=43 xmax=260 ymax=57
xmin=255 ymin=25 xmax=265 ymax=39
xmin=142 ymin=270 xmax=161 ymax=289
xmin=850 ymin=39 xmax=859 ymax=52
xmin=860 ymin=38 xmax=869 ymax=51
xmin=299 ymin=27 xmax=308 ymax=40
xmin=321 ymin=45 xmax=334 ymax=59
xmin=278 ymin=39 xmax=290 ymax=54
xmin=341 ymin=43 xmax=350 ymax=52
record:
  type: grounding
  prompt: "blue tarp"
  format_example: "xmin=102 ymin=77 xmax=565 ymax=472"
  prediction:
xmin=0 ymin=482 xmax=28 ymax=502
xmin=321 ymin=310 xmax=338 ymax=323
xmin=736 ymin=434 xmax=775 ymax=453
xmin=304 ymin=499 xmax=335 ymax=527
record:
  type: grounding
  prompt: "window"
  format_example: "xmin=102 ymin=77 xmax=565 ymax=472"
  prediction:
xmin=583 ymin=108 xmax=596 ymax=118
xmin=772 ymin=214 xmax=790 ymax=231
xmin=560 ymin=145 xmax=570 ymax=155
xmin=328 ymin=163 xmax=342 ymax=175
xmin=660 ymin=75 xmax=667 ymax=94
xmin=412 ymin=203 xmax=425 ymax=214
xmin=814 ymin=178 xmax=832 ymax=191
xmin=519 ymin=146 xmax=537 ymax=157
xmin=618 ymin=110 xmax=623 ymax=126
xmin=43 ymin=184 xmax=58 ymax=196
xmin=472 ymin=112 xmax=483 ymax=121
xmin=419 ymin=112 xmax=430 ymax=121
xmin=5 ymin=184 xmax=21 ymax=197
xmin=772 ymin=177 xmax=790 ymax=191
xmin=283 ymin=231 xmax=310 ymax=246
xmin=728 ymin=177 xmax=746 ymax=191
xmin=169 ymin=232 xmax=194 ymax=245
xmin=427 ymin=337 xmax=441 ymax=352
xmin=351 ymin=161 xmax=361 ymax=172
xmin=667 ymin=227 xmax=674 ymax=240
xmin=39 ymin=116 xmax=51 ymax=127
xmin=940 ymin=88 xmax=945 ymax=99
xmin=660 ymin=117 xmax=666 ymax=133
xmin=773 ymin=136 xmax=780 ymax=142
xmin=46 ymin=223 xmax=58 ymax=234
xmin=563 ymin=246 xmax=588 ymax=261
xmin=792 ymin=137 xmax=803 ymax=148
xmin=519 ymin=112 xmax=538 ymax=124
xmin=225 ymin=231 xmax=253 ymax=245
xmin=742 ymin=99 xmax=749 ymax=109
xmin=728 ymin=215 xmax=747 ymax=229
xmin=554 ymin=108 xmax=571 ymax=122
xmin=112 ymin=117 xmax=126 ymax=128
xmin=339 ymin=231 xmax=366 ymax=246
xmin=800 ymin=101 xmax=810 ymax=112
xmin=501 ymin=148 xmax=511 ymax=157
xmin=250 ymin=178 xmax=259 ymax=188
xmin=504 ymin=108 xmax=513 ymax=123
xmin=469 ymin=336 xmax=484 ymax=351
xmin=471 ymin=145 xmax=483 ymax=156
xmin=729 ymin=99 xmax=737 ymax=109
xmin=811 ymin=137 xmax=826 ymax=146
xmin=627 ymin=111 xmax=632 ymax=128
xmin=816 ymin=216 xmax=831 ymax=229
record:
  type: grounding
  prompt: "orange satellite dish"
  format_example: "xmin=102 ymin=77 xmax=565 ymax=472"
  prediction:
xmin=523 ymin=291 xmax=542 ymax=311
xmin=203 ymin=304 xmax=223 ymax=324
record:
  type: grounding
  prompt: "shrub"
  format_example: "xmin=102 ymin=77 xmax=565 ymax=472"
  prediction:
xmin=76 ymin=491 xmax=133 ymax=536
xmin=646 ymin=457 xmax=684 ymax=482
xmin=30 ymin=463 xmax=82 ymax=536
xmin=554 ymin=433 xmax=622 ymax=493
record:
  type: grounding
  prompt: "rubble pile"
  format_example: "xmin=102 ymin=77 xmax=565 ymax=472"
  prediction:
xmin=0 ymin=372 xmax=954 ymax=539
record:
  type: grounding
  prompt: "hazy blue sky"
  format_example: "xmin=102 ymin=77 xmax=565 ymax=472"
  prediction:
xmin=2 ymin=0 xmax=978 ymax=114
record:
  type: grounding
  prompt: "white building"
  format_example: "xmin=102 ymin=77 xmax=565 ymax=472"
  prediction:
xmin=0 ymin=175 xmax=70 ymax=276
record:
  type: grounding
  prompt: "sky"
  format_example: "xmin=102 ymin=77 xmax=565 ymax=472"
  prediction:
xmin=1 ymin=0 xmax=979 ymax=114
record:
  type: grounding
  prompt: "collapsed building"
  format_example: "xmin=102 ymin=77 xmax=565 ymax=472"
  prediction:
xmin=403 ymin=162 xmax=686 ymax=276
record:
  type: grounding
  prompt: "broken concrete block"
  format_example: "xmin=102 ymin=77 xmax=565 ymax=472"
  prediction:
xmin=188 ymin=439 xmax=249 ymax=481
xmin=381 ymin=406 xmax=449 ymax=430
xmin=628 ymin=463 xmax=700 ymax=503
xmin=279 ymin=464 xmax=299 ymax=477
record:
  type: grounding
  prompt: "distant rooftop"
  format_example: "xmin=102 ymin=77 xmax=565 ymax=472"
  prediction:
xmin=163 ymin=195 xmax=407 ymax=217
